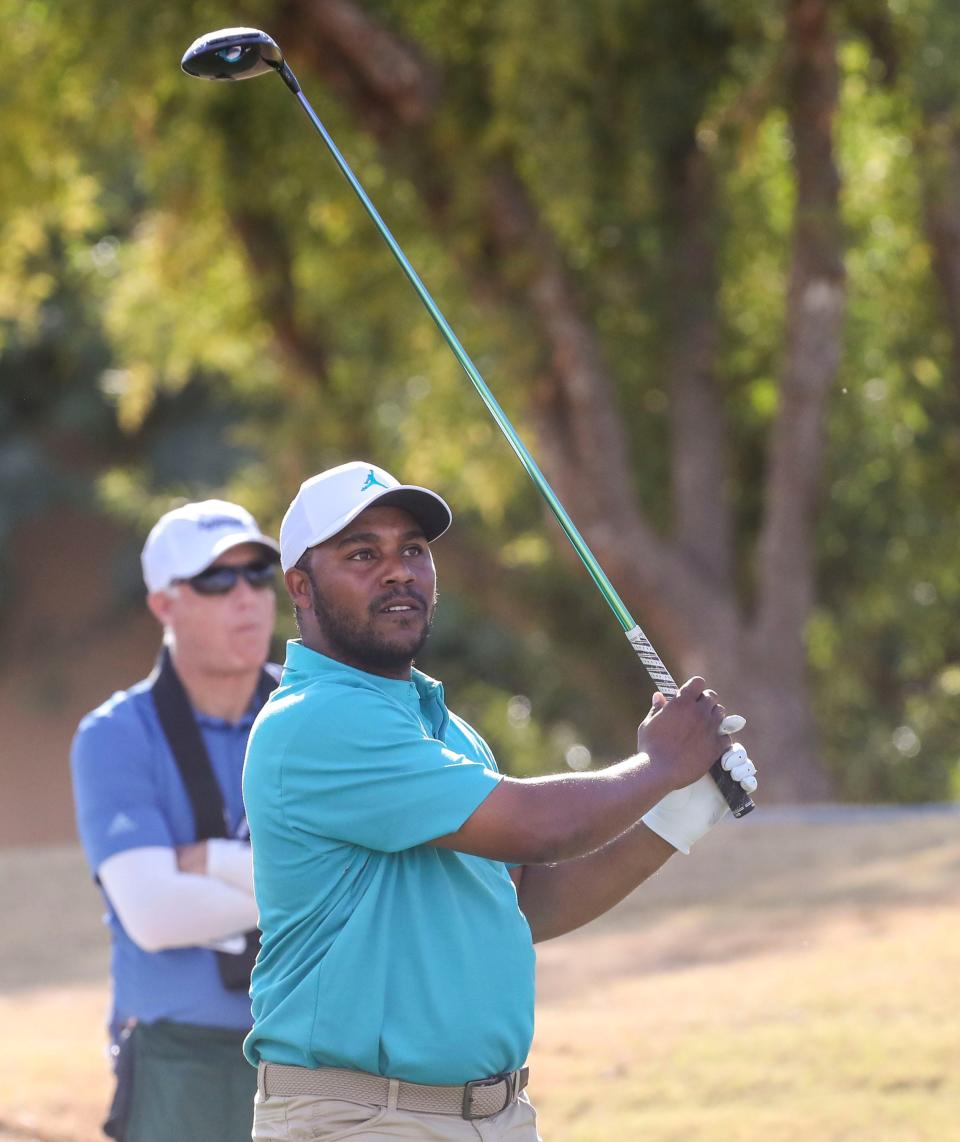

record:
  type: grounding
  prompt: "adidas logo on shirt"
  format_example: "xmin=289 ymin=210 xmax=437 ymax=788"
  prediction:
xmin=107 ymin=812 xmax=138 ymax=837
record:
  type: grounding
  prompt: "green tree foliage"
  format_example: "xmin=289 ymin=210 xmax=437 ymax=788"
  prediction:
xmin=2 ymin=0 xmax=959 ymax=800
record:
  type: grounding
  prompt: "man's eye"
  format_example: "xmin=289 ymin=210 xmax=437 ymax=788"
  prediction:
xmin=348 ymin=550 xmax=374 ymax=561
xmin=403 ymin=545 xmax=424 ymax=557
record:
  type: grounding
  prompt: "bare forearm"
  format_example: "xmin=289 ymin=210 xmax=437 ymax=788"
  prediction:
xmin=514 ymin=822 xmax=676 ymax=942
xmin=521 ymin=761 xmax=681 ymax=861
xmin=440 ymin=755 xmax=677 ymax=865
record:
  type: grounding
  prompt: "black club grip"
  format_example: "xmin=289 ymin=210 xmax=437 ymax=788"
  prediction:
xmin=710 ymin=758 xmax=755 ymax=817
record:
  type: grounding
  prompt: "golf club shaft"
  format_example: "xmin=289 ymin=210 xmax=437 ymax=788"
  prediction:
xmin=289 ymin=82 xmax=752 ymax=817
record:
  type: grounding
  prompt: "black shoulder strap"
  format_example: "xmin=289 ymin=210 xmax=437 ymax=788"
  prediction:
xmin=257 ymin=661 xmax=283 ymax=706
xmin=150 ymin=648 xmax=280 ymax=841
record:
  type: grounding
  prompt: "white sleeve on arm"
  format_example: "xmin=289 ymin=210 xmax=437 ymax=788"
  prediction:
xmin=98 ymin=846 xmax=258 ymax=953
xmin=206 ymin=838 xmax=255 ymax=894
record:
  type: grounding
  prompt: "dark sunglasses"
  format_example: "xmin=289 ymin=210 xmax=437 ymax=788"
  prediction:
xmin=182 ymin=561 xmax=277 ymax=596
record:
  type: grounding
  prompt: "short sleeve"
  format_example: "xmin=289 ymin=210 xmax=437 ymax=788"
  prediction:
xmin=278 ymin=690 xmax=501 ymax=853
xmin=70 ymin=697 xmax=175 ymax=873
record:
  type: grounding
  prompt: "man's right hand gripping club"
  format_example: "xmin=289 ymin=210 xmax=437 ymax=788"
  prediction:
xmin=640 ymin=679 xmax=758 ymax=855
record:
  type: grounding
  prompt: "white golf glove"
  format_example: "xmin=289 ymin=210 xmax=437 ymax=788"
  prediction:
xmin=641 ymin=743 xmax=758 ymax=854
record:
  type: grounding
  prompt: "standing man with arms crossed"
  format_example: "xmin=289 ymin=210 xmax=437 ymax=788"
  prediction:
xmin=71 ymin=500 xmax=281 ymax=1142
xmin=244 ymin=461 xmax=759 ymax=1142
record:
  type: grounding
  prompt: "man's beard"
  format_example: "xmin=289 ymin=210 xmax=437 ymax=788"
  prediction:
xmin=305 ymin=568 xmax=435 ymax=674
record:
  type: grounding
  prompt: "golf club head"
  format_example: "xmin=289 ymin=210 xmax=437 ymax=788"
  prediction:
xmin=181 ymin=27 xmax=284 ymax=81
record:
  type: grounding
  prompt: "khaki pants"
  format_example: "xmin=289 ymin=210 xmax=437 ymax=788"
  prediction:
xmin=251 ymin=1089 xmax=543 ymax=1141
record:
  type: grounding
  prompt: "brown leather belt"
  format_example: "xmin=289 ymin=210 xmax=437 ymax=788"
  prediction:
xmin=257 ymin=1061 xmax=530 ymax=1120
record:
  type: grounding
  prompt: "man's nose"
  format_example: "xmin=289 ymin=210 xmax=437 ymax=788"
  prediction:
xmin=382 ymin=555 xmax=416 ymax=584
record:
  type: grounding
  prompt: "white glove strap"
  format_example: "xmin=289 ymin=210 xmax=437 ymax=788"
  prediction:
xmin=642 ymin=743 xmax=757 ymax=853
xmin=641 ymin=773 xmax=728 ymax=854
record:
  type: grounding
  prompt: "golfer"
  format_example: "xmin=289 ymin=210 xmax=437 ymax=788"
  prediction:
xmin=244 ymin=461 xmax=758 ymax=1141
xmin=71 ymin=500 xmax=281 ymax=1142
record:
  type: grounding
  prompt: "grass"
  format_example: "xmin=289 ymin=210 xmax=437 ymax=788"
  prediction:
xmin=1 ymin=807 xmax=958 ymax=1141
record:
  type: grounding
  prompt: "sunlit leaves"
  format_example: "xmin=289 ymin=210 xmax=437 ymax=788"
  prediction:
xmin=101 ymin=209 xmax=275 ymax=428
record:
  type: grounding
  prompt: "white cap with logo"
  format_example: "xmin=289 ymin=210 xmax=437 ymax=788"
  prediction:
xmin=280 ymin=461 xmax=453 ymax=571
xmin=141 ymin=500 xmax=281 ymax=592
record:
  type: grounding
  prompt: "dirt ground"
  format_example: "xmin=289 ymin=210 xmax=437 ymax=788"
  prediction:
xmin=1 ymin=806 xmax=958 ymax=1141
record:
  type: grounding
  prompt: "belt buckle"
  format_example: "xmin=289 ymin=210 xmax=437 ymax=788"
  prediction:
xmin=462 ymin=1072 xmax=512 ymax=1120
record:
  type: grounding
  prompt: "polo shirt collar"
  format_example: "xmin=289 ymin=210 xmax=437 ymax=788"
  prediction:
xmin=284 ymin=639 xmax=450 ymax=739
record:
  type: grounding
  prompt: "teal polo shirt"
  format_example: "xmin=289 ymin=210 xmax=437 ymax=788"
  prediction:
xmin=242 ymin=641 xmax=536 ymax=1084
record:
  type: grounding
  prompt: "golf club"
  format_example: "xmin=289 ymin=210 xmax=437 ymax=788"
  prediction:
xmin=181 ymin=28 xmax=755 ymax=817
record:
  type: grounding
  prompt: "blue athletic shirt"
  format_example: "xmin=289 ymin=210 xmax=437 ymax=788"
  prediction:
xmin=243 ymin=640 xmax=536 ymax=1084
xmin=71 ymin=673 xmax=258 ymax=1035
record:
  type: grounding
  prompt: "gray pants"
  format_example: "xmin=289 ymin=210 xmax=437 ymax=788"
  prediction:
xmin=251 ymin=1089 xmax=543 ymax=1141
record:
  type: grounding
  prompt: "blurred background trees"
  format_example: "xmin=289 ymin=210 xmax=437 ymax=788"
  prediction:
xmin=2 ymin=0 xmax=959 ymax=816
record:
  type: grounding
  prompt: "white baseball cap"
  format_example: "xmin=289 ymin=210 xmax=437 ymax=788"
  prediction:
xmin=141 ymin=499 xmax=281 ymax=592
xmin=280 ymin=461 xmax=453 ymax=571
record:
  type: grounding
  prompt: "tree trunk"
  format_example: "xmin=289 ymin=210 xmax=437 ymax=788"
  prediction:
xmin=745 ymin=0 xmax=844 ymax=800
xmin=918 ymin=119 xmax=960 ymax=401
xmin=663 ymin=144 xmax=734 ymax=587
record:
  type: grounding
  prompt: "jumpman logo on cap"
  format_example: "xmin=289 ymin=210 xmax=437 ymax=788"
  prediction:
xmin=361 ymin=469 xmax=389 ymax=492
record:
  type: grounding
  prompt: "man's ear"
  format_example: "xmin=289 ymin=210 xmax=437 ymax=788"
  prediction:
xmin=146 ymin=589 xmax=175 ymax=626
xmin=284 ymin=567 xmax=313 ymax=609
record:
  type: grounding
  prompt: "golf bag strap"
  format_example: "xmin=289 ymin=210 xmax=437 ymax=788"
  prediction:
xmin=150 ymin=647 xmax=279 ymax=840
